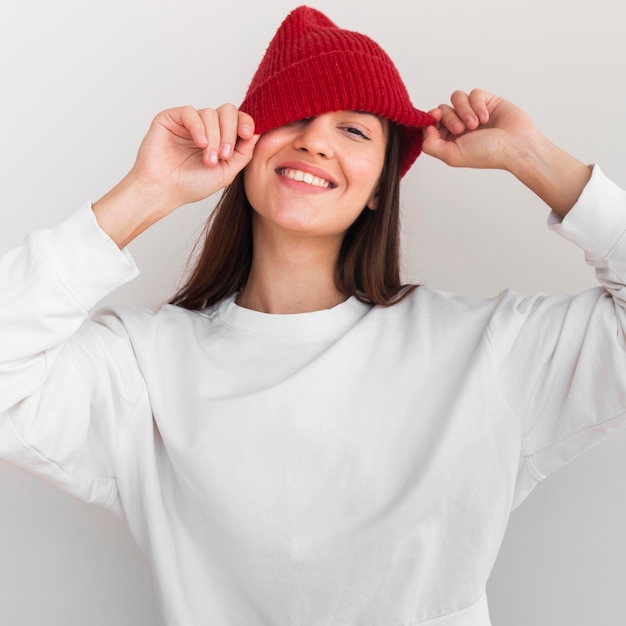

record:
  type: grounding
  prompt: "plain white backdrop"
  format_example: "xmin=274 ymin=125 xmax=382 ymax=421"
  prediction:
xmin=1 ymin=0 xmax=625 ymax=623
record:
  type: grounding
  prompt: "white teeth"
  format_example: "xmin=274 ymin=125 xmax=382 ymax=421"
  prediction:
xmin=280 ymin=167 xmax=332 ymax=188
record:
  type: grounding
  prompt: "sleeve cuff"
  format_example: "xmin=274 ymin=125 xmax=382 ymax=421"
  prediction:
xmin=549 ymin=164 xmax=626 ymax=263
xmin=34 ymin=203 xmax=140 ymax=310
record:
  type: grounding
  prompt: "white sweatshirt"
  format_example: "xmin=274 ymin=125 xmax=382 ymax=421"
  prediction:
xmin=2 ymin=166 xmax=626 ymax=626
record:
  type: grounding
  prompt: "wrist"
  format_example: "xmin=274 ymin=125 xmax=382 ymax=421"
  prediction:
xmin=506 ymin=132 xmax=591 ymax=217
xmin=503 ymin=128 xmax=551 ymax=178
xmin=92 ymin=174 xmax=178 ymax=249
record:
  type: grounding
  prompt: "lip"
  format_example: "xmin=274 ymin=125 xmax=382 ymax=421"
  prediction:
xmin=275 ymin=161 xmax=338 ymax=189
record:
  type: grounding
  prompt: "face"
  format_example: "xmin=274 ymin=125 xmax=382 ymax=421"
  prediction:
xmin=243 ymin=111 xmax=387 ymax=242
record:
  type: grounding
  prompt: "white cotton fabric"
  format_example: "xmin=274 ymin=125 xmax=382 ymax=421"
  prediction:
xmin=2 ymin=166 xmax=626 ymax=625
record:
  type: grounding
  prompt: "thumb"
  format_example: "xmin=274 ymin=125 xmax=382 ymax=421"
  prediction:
xmin=421 ymin=125 xmax=446 ymax=160
xmin=229 ymin=133 xmax=260 ymax=172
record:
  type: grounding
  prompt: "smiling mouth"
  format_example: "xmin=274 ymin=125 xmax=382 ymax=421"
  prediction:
xmin=276 ymin=167 xmax=336 ymax=189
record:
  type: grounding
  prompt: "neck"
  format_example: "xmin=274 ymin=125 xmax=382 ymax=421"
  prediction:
xmin=236 ymin=223 xmax=347 ymax=314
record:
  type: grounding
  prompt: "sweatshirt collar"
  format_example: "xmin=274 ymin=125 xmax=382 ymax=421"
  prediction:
xmin=216 ymin=293 xmax=372 ymax=338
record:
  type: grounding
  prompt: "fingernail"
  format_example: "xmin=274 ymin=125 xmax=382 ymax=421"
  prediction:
xmin=241 ymin=124 xmax=252 ymax=136
xmin=221 ymin=144 xmax=232 ymax=158
xmin=209 ymin=150 xmax=218 ymax=164
xmin=452 ymin=121 xmax=464 ymax=133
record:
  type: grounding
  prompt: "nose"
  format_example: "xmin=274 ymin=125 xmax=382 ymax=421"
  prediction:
xmin=291 ymin=115 xmax=334 ymax=158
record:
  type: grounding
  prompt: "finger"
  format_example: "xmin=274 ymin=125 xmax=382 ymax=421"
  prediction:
xmin=438 ymin=103 xmax=465 ymax=135
xmin=221 ymin=134 xmax=261 ymax=183
xmin=450 ymin=90 xmax=480 ymax=130
xmin=427 ymin=107 xmax=443 ymax=123
xmin=468 ymin=89 xmax=491 ymax=124
xmin=170 ymin=106 xmax=209 ymax=147
xmin=215 ymin=103 xmax=240 ymax=159
xmin=237 ymin=111 xmax=256 ymax=140
xmin=232 ymin=133 xmax=260 ymax=166
xmin=198 ymin=108 xmax=221 ymax=166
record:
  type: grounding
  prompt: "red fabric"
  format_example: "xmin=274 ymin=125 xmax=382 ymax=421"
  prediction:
xmin=240 ymin=6 xmax=435 ymax=178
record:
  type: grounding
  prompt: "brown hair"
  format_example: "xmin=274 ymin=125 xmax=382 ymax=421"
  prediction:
xmin=169 ymin=122 xmax=416 ymax=310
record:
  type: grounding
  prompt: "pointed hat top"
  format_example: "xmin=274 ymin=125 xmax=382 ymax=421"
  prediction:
xmin=240 ymin=6 xmax=435 ymax=177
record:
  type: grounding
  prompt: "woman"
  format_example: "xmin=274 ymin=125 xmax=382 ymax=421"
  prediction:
xmin=1 ymin=6 xmax=624 ymax=626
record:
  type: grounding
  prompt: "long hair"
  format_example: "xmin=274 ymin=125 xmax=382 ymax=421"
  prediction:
xmin=169 ymin=122 xmax=416 ymax=310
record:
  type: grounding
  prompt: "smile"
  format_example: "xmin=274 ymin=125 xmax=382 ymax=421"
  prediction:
xmin=276 ymin=167 xmax=336 ymax=189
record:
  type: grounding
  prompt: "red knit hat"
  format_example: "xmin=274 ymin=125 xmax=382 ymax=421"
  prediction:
xmin=240 ymin=5 xmax=436 ymax=178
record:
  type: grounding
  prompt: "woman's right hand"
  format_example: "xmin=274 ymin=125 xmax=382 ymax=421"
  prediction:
xmin=92 ymin=104 xmax=259 ymax=248
xmin=131 ymin=104 xmax=259 ymax=207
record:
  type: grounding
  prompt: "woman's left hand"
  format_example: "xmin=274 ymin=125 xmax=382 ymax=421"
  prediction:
xmin=421 ymin=89 xmax=540 ymax=172
xmin=422 ymin=89 xmax=591 ymax=218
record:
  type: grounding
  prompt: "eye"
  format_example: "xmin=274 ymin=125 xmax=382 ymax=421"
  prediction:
xmin=342 ymin=126 xmax=371 ymax=140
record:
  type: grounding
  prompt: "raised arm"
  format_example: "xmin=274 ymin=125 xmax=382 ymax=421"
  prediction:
xmin=0 ymin=104 xmax=257 ymax=507
xmin=92 ymin=104 xmax=259 ymax=248
xmin=421 ymin=91 xmax=626 ymax=505
xmin=421 ymin=89 xmax=591 ymax=218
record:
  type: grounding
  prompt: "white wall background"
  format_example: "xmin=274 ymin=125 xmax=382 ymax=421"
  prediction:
xmin=1 ymin=0 xmax=625 ymax=623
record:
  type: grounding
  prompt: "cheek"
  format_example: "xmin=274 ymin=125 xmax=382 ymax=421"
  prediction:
xmin=350 ymin=154 xmax=386 ymax=197
xmin=243 ymin=133 xmax=283 ymax=208
xmin=250 ymin=129 xmax=285 ymax=160
xmin=243 ymin=151 xmax=266 ymax=210
xmin=243 ymin=166 xmax=260 ymax=212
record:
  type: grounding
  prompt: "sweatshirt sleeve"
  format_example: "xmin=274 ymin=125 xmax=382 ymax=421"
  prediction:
xmin=491 ymin=166 xmax=626 ymax=507
xmin=0 ymin=204 xmax=147 ymax=514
